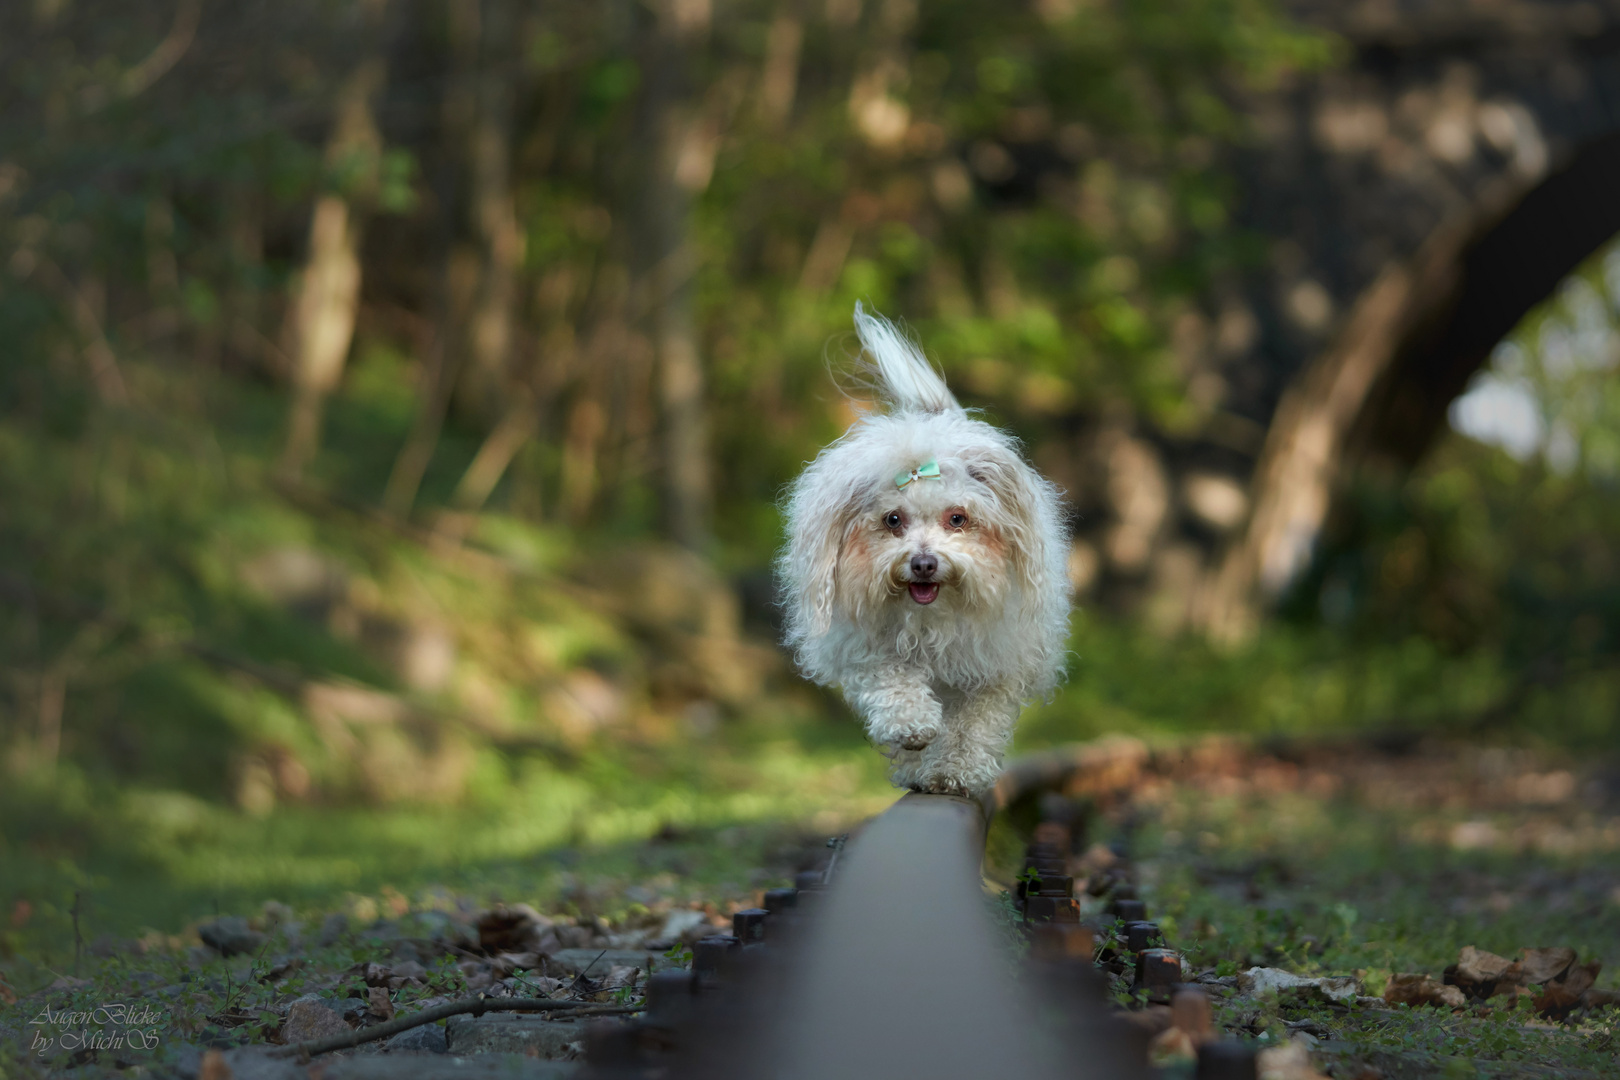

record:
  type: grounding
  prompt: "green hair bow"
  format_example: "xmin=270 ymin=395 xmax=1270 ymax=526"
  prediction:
xmin=895 ymin=460 xmax=941 ymax=489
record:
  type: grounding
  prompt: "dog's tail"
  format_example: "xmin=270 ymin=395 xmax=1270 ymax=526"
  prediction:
xmin=853 ymin=301 xmax=962 ymax=415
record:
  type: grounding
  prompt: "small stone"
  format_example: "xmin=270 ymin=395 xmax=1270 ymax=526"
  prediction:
xmin=279 ymin=996 xmax=350 ymax=1046
xmin=659 ymin=909 xmax=711 ymax=942
xmin=493 ymin=952 xmax=544 ymax=975
xmin=198 ymin=917 xmax=266 ymax=958
xmin=317 ymin=913 xmax=349 ymax=946
xmin=384 ymin=1024 xmax=448 ymax=1054
xmin=446 ymin=1016 xmax=585 ymax=1058
xmin=1257 ymin=1038 xmax=1327 ymax=1080
xmin=1237 ymin=967 xmax=1357 ymax=1005
xmin=390 ymin=959 xmax=428 ymax=982
xmin=262 ymin=901 xmax=295 ymax=925
xmin=556 ymin=924 xmax=593 ymax=950
xmin=547 ymin=948 xmax=666 ymax=977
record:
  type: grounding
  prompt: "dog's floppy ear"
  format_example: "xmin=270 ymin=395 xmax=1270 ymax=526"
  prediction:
xmin=781 ymin=468 xmax=864 ymax=640
xmin=965 ymin=444 xmax=1066 ymax=597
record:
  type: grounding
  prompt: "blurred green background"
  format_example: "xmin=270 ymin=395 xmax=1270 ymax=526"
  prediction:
xmin=2 ymin=0 xmax=1618 ymax=985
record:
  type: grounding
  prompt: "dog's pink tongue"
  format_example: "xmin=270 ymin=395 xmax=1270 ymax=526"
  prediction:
xmin=908 ymin=582 xmax=940 ymax=605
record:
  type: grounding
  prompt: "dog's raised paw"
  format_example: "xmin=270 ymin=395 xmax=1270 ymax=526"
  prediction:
xmin=886 ymin=718 xmax=941 ymax=752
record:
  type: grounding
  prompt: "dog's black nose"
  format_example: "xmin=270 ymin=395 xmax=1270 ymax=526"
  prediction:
xmin=910 ymin=552 xmax=938 ymax=579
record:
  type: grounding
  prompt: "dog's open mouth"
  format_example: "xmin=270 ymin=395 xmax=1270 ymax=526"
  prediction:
xmin=908 ymin=582 xmax=940 ymax=605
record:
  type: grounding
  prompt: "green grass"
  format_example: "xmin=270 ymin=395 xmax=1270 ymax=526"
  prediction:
xmin=0 ymin=719 xmax=896 ymax=992
xmin=1133 ymin=766 xmax=1620 ymax=1076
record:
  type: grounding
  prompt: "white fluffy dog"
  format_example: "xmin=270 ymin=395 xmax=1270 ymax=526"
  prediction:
xmin=778 ymin=304 xmax=1071 ymax=797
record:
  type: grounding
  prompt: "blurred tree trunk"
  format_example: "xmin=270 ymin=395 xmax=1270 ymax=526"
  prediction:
xmin=225 ymin=191 xmax=274 ymax=376
xmin=449 ymin=387 xmax=536 ymax=513
xmin=384 ymin=246 xmax=477 ymax=516
xmin=144 ymin=194 xmax=180 ymax=342
xmin=631 ymin=0 xmax=715 ymax=551
xmin=278 ymin=7 xmax=389 ymax=480
xmin=389 ymin=0 xmax=532 ymax=518
xmin=759 ymin=3 xmax=803 ymax=128
xmin=444 ymin=0 xmax=538 ymax=518
xmin=457 ymin=0 xmax=525 ymax=424
xmin=1200 ymin=224 xmax=1469 ymax=644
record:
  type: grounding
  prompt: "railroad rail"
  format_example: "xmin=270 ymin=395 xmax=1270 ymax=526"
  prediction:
xmin=574 ymin=737 xmax=1261 ymax=1079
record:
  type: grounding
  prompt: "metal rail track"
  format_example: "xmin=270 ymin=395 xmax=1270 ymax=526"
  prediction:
xmin=575 ymin=738 xmax=1258 ymax=1079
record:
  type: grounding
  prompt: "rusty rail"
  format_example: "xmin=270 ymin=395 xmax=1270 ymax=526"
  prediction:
xmin=762 ymin=792 xmax=1127 ymax=1078
xmin=574 ymin=738 xmax=1255 ymax=1078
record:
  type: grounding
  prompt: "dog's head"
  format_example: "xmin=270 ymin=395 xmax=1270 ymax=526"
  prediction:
xmin=783 ymin=412 xmax=1060 ymax=637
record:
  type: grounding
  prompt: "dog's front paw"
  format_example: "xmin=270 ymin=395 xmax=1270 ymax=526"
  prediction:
xmin=914 ymin=775 xmax=972 ymax=797
xmin=893 ymin=722 xmax=941 ymax=752
xmin=868 ymin=695 xmax=944 ymax=753
xmin=911 ymin=747 xmax=1001 ymax=799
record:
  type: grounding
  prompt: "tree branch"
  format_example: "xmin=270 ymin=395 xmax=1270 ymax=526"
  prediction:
xmin=269 ymin=996 xmax=638 ymax=1059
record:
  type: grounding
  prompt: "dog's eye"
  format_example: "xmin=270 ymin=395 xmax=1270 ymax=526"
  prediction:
xmin=947 ymin=512 xmax=968 ymax=529
xmin=884 ymin=511 xmax=903 ymax=530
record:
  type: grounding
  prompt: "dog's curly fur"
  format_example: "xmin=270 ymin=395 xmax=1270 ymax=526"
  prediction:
xmin=778 ymin=304 xmax=1071 ymax=796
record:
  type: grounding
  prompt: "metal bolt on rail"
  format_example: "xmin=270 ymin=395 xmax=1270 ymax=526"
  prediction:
xmin=1032 ymin=874 xmax=1075 ymax=897
xmin=1135 ymin=948 xmax=1182 ymax=999
xmin=584 ymin=1017 xmax=646 ymax=1070
xmin=762 ymin=888 xmax=797 ymax=914
xmin=644 ymin=970 xmax=698 ymax=1023
xmin=1024 ymin=894 xmax=1081 ymax=923
xmin=1171 ymin=987 xmax=1213 ymax=1043
xmin=693 ymin=933 xmax=740 ymax=986
xmin=1111 ymin=897 xmax=1147 ymax=922
xmin=1124 ymin=920 xmax=1160 ymax=952
xmin=733 ymin=907 xmax=769 ymax=944
xmin=1032 ymin=820 xmax=1070 ymax=852
xmin=1029 ymin=921 xmax=1095 ymax=961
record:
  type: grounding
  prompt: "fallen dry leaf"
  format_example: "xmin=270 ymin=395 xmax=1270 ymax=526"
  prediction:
xmin=1582 ymin=987 xmax=1620 ymax=1010
xmin=1558 ymin=960 xmax=1600 ymax=999
xmin=1384 ymin=972 xmax=1466 ymax=1009
xmin=1453 ymin=946 xmax=1516 ymax=999
xmin=1535 ymin=960 xmax=1602 ymax=1019
xmin=477 ymin=903 xmax=561 ymax=955
xmin=1518 ymin=947 xmax=1576 ymax=985
xmin=366 ymin=985 xmax=395 ymax=1021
